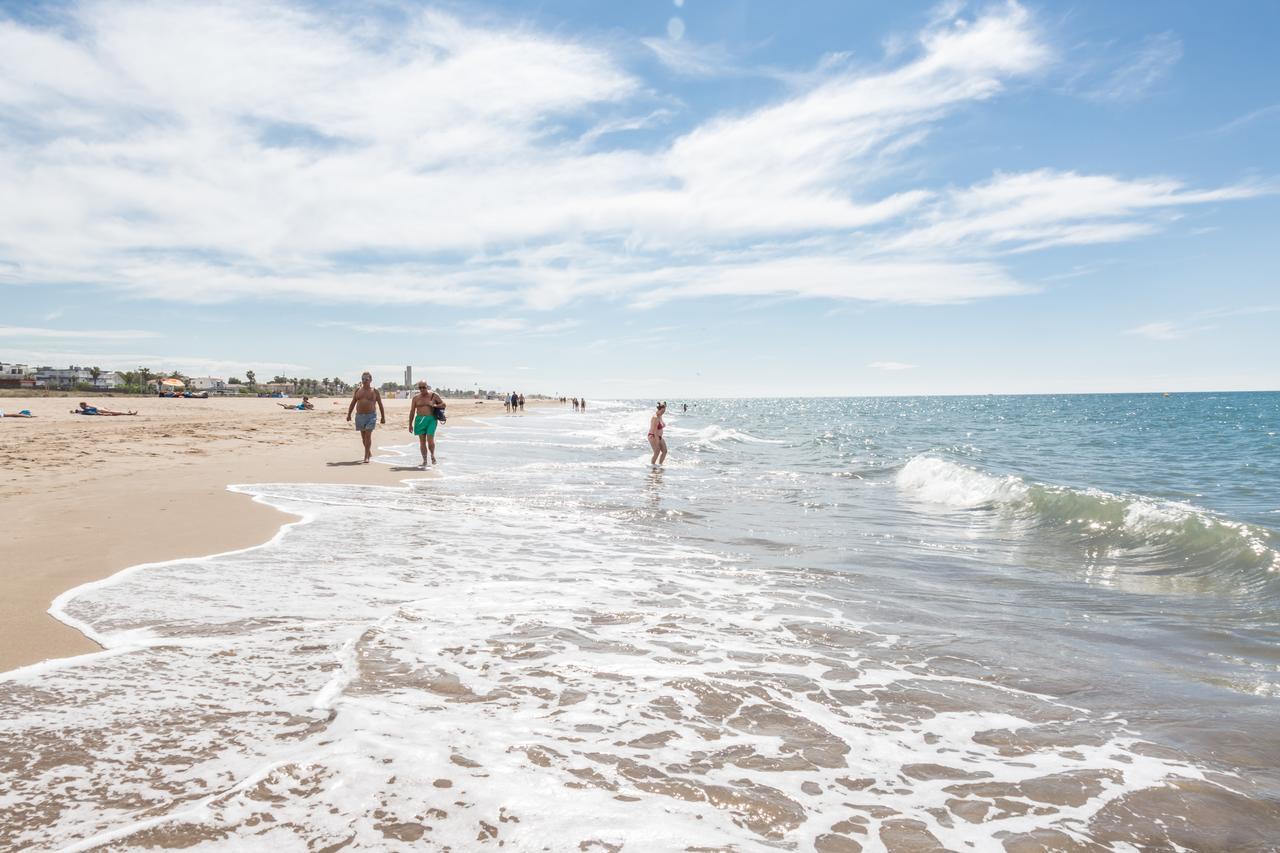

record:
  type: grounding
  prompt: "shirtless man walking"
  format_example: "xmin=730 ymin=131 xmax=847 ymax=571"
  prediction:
xmin=346 ymin=371 xmax=385 ymax=463
xmin=409 ymin=380 xmax=446 ymax=467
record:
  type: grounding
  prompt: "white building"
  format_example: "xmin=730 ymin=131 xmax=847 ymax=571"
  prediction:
xmin=93 ymin=372 xmax=125 ymax=390
xmin=34 ymin=366 xmax=93 ymax=388
xmin=189 ymin=376 xmax=226 ymax=392
xmin=0 ymin=362 xmax=34 ymax=388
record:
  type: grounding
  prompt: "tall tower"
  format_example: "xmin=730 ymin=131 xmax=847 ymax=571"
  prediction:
xmin=404 ymin=365 xmax=412 ymax=388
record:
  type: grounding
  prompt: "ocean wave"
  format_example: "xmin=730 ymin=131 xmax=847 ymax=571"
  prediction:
xmin=675 ymin=424 xmax=785 ymax=450
xmin=895 ymin=456 xmax=1280 ymax=577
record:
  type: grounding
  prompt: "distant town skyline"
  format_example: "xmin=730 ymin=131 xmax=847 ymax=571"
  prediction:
xmin=1 ymin=1 xmax=1277 ymax=397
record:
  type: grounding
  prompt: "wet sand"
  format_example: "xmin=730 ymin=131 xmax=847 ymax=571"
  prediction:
xmin=0 ymin=394 xmax=523 ymax=671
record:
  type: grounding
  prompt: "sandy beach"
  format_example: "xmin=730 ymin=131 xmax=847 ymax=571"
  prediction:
xmin=0 ymin=394 xmax=520 ymax=671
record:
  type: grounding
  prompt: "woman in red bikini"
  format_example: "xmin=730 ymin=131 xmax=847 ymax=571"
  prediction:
xmin=647 ymin=401 xmax=668 ymax=466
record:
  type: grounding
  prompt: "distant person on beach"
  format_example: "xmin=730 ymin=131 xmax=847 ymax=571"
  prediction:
xmin=572 ymin=397 xmax=578 ymax=412
xmin=0 ymin=409 xmax=35 ymax=417
xmin=580 ymin=398 xmax=586 ymax=412
xmin=409 ymin=380 xmax=446 ymax=467
xmin=518 ymin=394 xmax=525 ymax=412
xmin=346 ymin=372 xmax=385 ymax=463
xmin=682 ymin=403 xmax=687 ymax=413
xmin=71 ymin=402 xmax=136 ymax=416
xmin=648 ymin=402 xmax=668 ymax=466
xmin=278 ymin=396 xmax=313 ymax=410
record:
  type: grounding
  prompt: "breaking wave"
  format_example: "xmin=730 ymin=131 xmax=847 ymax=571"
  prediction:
xmin=896 ymin=456 xmax=1280 ymax=578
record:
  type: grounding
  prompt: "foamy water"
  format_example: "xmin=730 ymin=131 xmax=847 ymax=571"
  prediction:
xmin=3 ymin=395 xmax=1279 ymax=850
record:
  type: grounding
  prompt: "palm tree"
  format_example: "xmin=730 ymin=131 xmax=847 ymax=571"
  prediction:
xmin=137 ymin=366 xmax=154 ymax=393
xmin=89 ymin=366 xmax=102 ymax=387
xmin=245 ymin=370 xmax=256 ymax=389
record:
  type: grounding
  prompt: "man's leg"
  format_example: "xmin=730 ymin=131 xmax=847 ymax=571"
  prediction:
xmin=427 ymin=434 xmax=437 ymax=464
xmin=361 ymin=428 xmax=372 ymax=462
xmin=419 ymin=434 xmax=429 ymax=465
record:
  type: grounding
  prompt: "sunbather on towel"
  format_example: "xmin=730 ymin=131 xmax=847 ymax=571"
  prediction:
xmin=71 ymin=402 xmax=137 ymax=416
xmin=277 ymin=395 xmax=314 ymax=410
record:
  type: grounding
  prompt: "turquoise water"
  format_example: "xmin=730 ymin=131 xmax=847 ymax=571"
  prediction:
xmin=2 ymin=393 xmax=1277 ymax=849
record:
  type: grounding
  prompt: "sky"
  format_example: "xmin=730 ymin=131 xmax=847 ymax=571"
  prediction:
xmin=0 ymin=0 xmax=1277 ymax=397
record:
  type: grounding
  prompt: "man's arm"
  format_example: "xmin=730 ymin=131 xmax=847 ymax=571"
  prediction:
xmin=346 ymin=389 xmax=358 ymax=420
xmin=432 ymin=391 xmax=446 ymax=409
xmin=409 ymin=395 xmax=416 ymax=431
xmin=376 ymin=390 xmax=386 ymax=423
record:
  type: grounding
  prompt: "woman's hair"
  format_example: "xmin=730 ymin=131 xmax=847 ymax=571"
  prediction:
xmin=657 ymin=401 xmax=666 ymax=408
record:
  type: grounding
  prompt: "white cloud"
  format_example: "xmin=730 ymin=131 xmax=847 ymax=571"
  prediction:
xmin=1199 ymin=304 xmax=1278 ymax=321
xmin=456 ymin=317 xmax=528 ymax=333
xmin=1084 ymin=32 xmax=1182 ymax=103
xmin=0 ymin=326 xmax=161 ymax=339
xmin=317 ymin=321 xmax=421 ymax=335
xmin=643 ymin=35 xmax=736 ymax=77
xmin=0 ymin=346 xmax=306 ymax=374
xmin=882 ymin=169 xmax=1261 ymax=255
xmin=869 ymin=361 xmax=915 ymax=370
xmin=1125 ymin=322 xmax=1184 ymax=341
xmin=0 ymin=1 xmax=1257 ymax=317
xmin=1126 ymin=305 xmax=1278 ymax=341
xmin=1209 ymin=102 xmax=1280 ymax=135
xmin=628 ymin=256 xmax=1029 ymax=308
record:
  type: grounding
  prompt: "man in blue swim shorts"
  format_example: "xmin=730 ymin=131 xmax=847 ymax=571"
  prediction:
xmin=345 ymin=371 xmax=385 ymax=463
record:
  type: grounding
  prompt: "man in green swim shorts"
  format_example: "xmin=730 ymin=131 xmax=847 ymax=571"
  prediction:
xmin=409 ymin=380 xmax=446 ymax=467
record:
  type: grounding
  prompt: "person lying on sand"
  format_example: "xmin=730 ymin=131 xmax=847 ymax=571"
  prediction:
xmin=0 ymin=409 xmax=36 ymax=417
xmin=71 ymin=402 xmax=137 ymax=416
xmin=277 ymin=395 xmax=314 ymax=411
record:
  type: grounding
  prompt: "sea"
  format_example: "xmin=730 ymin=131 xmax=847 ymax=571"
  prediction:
xmin=2 ymin=393 xmax=1278 ymax=851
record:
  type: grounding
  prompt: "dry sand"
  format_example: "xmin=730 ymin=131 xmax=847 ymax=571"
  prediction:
xmin=0 ymin=394 xmax=519 ymax=671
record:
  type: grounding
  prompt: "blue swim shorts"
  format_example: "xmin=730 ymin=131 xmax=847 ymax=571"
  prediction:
xmin=354 ymin=412 xmax=378 ymax=431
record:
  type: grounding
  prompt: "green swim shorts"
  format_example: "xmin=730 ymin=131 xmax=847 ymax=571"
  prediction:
xmin=413 ymin=414 xmax=438 ymax=437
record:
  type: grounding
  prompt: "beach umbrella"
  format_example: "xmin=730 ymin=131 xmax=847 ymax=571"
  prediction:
xmin=160 ymin=377 xmax=185 ymax=388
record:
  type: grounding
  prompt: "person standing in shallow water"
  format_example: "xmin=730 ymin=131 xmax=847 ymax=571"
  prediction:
xmin=409 ymin=380 xmax=445 ymax=467
xmin=346 ymin=371 xmax=385 ymax=463
xmin=648 ymin=401 xmax=668 ymax=466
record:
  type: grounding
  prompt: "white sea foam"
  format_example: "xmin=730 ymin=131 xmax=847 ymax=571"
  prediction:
xmin=895 ymin=455 xmax=1028 ymax=508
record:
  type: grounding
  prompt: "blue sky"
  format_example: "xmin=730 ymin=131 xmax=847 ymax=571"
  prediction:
xmin=0 ymin=0 xmax=1276 ymax=396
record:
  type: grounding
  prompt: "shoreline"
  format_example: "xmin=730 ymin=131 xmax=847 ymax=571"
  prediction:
xmin=0 ymin=396 xmax=546 ymax=672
